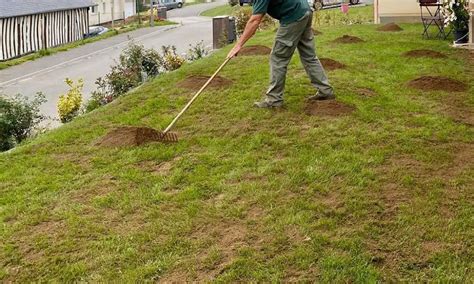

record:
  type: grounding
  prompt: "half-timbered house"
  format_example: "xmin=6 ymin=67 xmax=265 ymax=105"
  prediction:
xmin=0 ymin=0 xmax=95 ymax=61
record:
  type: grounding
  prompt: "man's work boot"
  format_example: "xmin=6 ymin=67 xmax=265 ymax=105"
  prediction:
xmin=253 ymin=100 xmax=283 ymax=108
xmin=307 ymin=92 xmax=335 ymax=101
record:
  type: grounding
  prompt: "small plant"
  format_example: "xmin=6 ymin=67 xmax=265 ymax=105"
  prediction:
xmin=161 ymin=45 xmax=185 ymax=71
xmin=228 ymin=0 xmax=239 ymax=6
xmin=38 ymin=49 xmax=51 ymax=56
xmin=186 ymin=41 xmax=209 ymax=61
xmin=0 ymin=93 xmax=46 ymax=151
xmin=84 ymin=78 xmax=114 ymax=113
xmin=57 ymin=78 xmax=84 ymax=123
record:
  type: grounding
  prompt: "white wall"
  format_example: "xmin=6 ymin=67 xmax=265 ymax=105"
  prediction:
xmin=90 ymin=0 xmax=136 ymax=26
xmin=124 ymin=0 xmax=137 ymax=18
xmin=375 ymin=0 xmax=423 ymax=23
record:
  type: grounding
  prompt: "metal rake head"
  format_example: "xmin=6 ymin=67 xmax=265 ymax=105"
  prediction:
xmin=158 ymin=131 xmax=179 ymax=143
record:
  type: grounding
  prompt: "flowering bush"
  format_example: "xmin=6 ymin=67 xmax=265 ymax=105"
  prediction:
xmin=160 ymin=45 xmax=185 ymax=71
xmin=57 ymin=78 xmax=83 ymax=123
xmin=443 ymin=0 xmax=470 ymax=31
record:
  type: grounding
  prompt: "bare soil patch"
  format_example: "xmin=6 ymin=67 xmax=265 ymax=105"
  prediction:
xmin=441 ymin=93 xmax=474 ymax=126
xmin=305 ymin=100 xmax=355 ymax=117
xmin=365 ymin=144 xmax=472 ymax=273
xmin=333 ymin=35 xmax=364 ymax=44
xmin=377 ymin=23 xmax=403 ymax=32
xmin=160 ymin=220 xmax=248 ymax=282
xmin=96 ymin=127 xmax=163 ymax=147
xmin=320 ymin=58 xmax=346 ymax=71
xmin=70 ymin=174 xmax=118 ymax=204
xmin=177 ymin=75 xmax=233 ymax=90
xmin=312 ymin=28 xmax=323 ymax=35
xmin=137 ymin=156 xmax=182 ymax=176
xmin=357 ymin=87 xmax=378 ymax=97
xmin=239 ymin=45 xmax=271 ymax=56
xmin=408 ymin=76 xmax=468 ymax=92
xmin=403 ymin=49 xmax=446 ymax=59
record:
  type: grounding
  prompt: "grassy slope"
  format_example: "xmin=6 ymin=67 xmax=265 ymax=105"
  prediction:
xmin=1 ymin=6 xmax=473 ymax=282
xmin=0 ymin=20 xmax=174 ymax=71
xmin=200 ymin=4 xmax=242 ymax=17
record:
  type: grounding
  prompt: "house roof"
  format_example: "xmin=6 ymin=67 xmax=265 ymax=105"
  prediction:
xmin=0 ymin=0 xmax=96 ymax=19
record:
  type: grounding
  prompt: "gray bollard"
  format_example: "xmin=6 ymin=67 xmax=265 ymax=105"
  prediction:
xmin=213 ymin=16 xmax=237 ymax=49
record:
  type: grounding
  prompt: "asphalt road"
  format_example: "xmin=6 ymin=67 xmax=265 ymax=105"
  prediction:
xmin=0 ymin=0 xmax=226 ymax=123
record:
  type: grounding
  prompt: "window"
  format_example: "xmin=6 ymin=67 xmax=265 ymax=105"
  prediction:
xmin=91 ymin=5 xmax=96 ymax=13
xmin=103 ymin=2 xmax=106 ymax=12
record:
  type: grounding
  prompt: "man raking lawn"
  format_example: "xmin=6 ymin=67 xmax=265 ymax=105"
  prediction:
xmin=228 ymin=0 xmax=334 ymax=108
xmin=109 ymin=0 xmax=336 ymax=144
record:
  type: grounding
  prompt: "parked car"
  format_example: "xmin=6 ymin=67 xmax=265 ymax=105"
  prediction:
xmin=85 ymin=26 xmax=109 ymax=38
xmin=152 ymin=0 xmax=183 ymax=10
xmin=239 ymin=0 xmax=252 ymax=6
xmin=310 ymin=0 xmax=360 ymax=10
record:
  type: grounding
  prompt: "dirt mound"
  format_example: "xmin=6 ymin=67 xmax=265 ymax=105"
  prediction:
xmin=239 ymin=45 xmax=271 ymax=56
xmin=177 ymin=75 xmax=233 ymax=90
xmin=408 ymin=76 xmax=468 ymax=92
xmin=403 ymin=49 xmax=446 ymax=59
xmin=312 ymin=28 xmax=323 ymax=35
xmin=97 ymin=127 xmax=163 ymax=147
xmin=305 ymin=100 xmax=355 ymax=117
xmin=333 ymin=35 xmax=364 ymax=44
xmin=377 ymin=23 xmax=403 ymax=32
xmin=320 ymin=58 xmax=346 ymax=71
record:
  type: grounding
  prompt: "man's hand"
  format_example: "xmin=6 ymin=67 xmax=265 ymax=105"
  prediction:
xmin=226 ymin=14 xmax=264 ymax=59
xmin=227 ymin=44 xmax=242 ymax=58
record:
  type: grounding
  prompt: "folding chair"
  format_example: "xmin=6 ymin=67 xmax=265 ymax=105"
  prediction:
xmin=419 ymin=0 xmax=452 ymax=39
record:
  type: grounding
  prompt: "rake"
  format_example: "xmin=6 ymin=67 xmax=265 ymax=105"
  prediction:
xmin=157 ymin=57 xmax=232 ymax=143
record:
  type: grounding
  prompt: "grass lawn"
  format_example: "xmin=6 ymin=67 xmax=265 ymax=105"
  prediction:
xmin=0 ymin=20 xmax=175 ymax=71
xmin=186 ymin=0 xmax=216 ymax=6
xmin=1 ymin=6 xmax=473 ymax=282
xmin=200 ymin=4 xmax=244 ymax=17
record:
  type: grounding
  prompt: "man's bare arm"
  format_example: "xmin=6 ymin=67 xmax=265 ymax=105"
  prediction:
xmin=227 ymin=14 xmax=264 ymax=58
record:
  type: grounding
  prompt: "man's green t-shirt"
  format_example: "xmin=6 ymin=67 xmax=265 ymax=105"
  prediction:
xmin=252 ymin=0 xmax=310 ymax=25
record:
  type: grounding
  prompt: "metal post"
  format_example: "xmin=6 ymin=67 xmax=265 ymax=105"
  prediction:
xmin=469 ymin=0 xmax=474 ymax=44
xmin=150 ymin=0 xmax=154 ymax=26
xmin=111 ymin=0 xmax=115 ymax=28
xmin=137 ymin=0 xmax=141 ymax=25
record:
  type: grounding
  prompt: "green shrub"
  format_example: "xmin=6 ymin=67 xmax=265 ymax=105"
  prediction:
xmin=228 ymin=0 xmax=239 ymax=7
xmin=104 ymin=43 xmax=162 ymax=97
xmin=0 ymin=93 xmax=46 ymax=151
xmin=233 ymin=8 xmax=276 ymax=35
xmin=83 ymin=78 xmax=115 ymax=113
xmin=84 ymin=42 xmax=205 ymax=113
xmin=160 ymin=45 xmax=185 ymax=71
xmin=186 ymin=41 xmax=209 ymax=61
xmin=57 ymin=78 xmax=84 ymax=123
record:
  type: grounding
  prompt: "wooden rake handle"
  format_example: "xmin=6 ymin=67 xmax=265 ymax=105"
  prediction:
xmin=163 ymin=57 xmax=232 ymax=134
